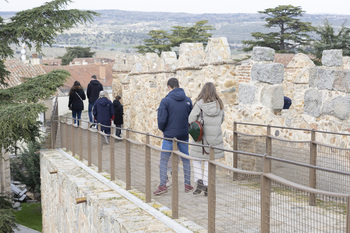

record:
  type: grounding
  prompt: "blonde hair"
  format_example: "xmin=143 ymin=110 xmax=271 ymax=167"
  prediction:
xmin=195 ymin=82 xmax=224 ymax=110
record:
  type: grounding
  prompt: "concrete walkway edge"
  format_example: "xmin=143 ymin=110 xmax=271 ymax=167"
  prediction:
xmin=55 ymin=148 xmax=193 ymax=233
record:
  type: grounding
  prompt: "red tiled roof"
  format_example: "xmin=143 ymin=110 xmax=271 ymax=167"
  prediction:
xmin=274 ymin=54 xmax=296 ymax=66
xmin=1 ymin=61 xmax=46 ymax=89
xmin=42 ymin=63 xmax=114 ymax=91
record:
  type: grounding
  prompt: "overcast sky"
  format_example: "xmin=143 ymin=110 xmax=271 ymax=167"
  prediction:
xmin=1 ymin=0 xmax=350 ymax=15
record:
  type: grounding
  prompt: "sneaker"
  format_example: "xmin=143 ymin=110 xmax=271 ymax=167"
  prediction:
xmin=153 ymin=185 xmax=167 ymax=196
xmin=90 ymin=123 xmax=96 ymax=128
xmin=73 ymin=123 xmax=78 ymax=127
xmin=103 ymin=135 xmax=109 ymax=144
xmin=185 ymin=184 xmax=194 ymax=193
xmin=166 ymin=177 xmax=172 ymax=188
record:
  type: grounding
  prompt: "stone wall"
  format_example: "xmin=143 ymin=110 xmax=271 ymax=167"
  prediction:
xmin=112 ymin=39 xmax=350 ymax=164
xmin=0 ymin=149 xmax=11 ymax=195
xmin=41 ymin=149 xmax=196 ymax=233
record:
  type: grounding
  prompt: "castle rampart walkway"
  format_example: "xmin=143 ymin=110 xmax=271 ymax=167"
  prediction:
xmin=49 ymin=116 xmax=350 ymax=232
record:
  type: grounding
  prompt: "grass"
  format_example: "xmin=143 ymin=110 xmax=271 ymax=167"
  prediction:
xmin=14 ymin=203 xmax=42 ymax=232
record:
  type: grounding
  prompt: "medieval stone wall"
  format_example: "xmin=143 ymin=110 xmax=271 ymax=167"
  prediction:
xmin=111 ymin=38 xmax=350 ymax=166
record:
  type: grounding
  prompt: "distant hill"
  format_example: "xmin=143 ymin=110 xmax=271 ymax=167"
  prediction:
xmin=1 ymin=10 xmax=350 ymax=57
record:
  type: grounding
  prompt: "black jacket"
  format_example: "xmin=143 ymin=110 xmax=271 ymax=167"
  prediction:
xmin=68 ymin=87 xmax=86 ymax=111
xmin=87 ymin=80 xmax=103 ymax=103
xmin=113 ymin=100 xmax=124 ymax=125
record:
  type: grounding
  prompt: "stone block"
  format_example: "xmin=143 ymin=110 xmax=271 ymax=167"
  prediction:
xmin=252 ymin=47 xmax=275 ymax=62
xmin=322 ymin=96 xmax=350 ymax=120
xmin=259 ymin=85 xmax=284 ymax=110
xmin=239 ymin=83 xmax=257 ymax=104
xmin=322 ymin=49 xmax=343 ymax=67
xmin=309 ymin=67 xmax=350 ymax=92
xmin=178 ymin=43 xmax=205 ymax=68
xmin=204 ymin=37 xmax=231 ymax=63
xmin=304 ymin=89 xmax=322 ymax=117
xmin=160 ymin=52 xmax=177 ymax=71
xmin=251 ymin=63 xmax=284 ymax=84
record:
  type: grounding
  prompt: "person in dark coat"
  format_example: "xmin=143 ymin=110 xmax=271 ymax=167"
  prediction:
xmin=153 ymin=78 xmax=193 ymax=196
xmin=87 ymin=75 xmax=103 ymax=126
xmin=93 ymin=91 xmax=115 ymax=135
xmin=68 ymin=81 xmax=86 ymax=126
xmin=113 ymin=95 xmax=124 ymax=137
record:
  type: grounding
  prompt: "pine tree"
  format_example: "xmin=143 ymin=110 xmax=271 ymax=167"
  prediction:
xmin=312 ymin=20 xmax=350 ymax=59
xmin=243 ymin=5 xmax=315 ymax=53
xmin=0 ymin=0 xmax=98 ymax=153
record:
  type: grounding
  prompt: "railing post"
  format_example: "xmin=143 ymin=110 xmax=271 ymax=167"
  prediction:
xmin=261 ymin=125 xmax=272 ymax=233
xmin=88 ymin=122 xmax=92 ymax=166
xmin=60 ymin=117 xmax=64 ymax=149
xmin=97 ymin=124 xmax=102 ymax=172
xmin=145 ymin=133 xmax=151 ymax=203
xmin=208 ymin=146 xmax=216 ymax=233
xmin=110 ymin=127 xmax=115 ymax=181
xmin=233 ymin=121 xmax=238 ymax=180
xmin=72 ymin=118 xmax=75 ymax=157
xmin=171 ymin=138 xmax=179 ymax=219
xmin=309 ymin=130 xmax=317 ymax=205
xmin=78 ymin=119 xmax=82 ymax=161
xmin=65 ymin=117 xmax=69 ymax=151
xmin=125 ymin=129 xmax=131 ymax=190
xmin=347 ymin=196 xmax=350 ymax=233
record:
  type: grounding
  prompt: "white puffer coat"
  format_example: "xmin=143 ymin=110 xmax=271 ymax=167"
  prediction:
xmin=188 ymin=99 xmax=225 ymax=159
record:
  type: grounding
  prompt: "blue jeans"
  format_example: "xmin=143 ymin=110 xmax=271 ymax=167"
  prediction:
xmin=72 ymin=110 xmax=82 ymax=125
xmin=159 ymin=139 xmax=191 ymax=186
xmin=88 ymin=102 xmax=96 ymax=123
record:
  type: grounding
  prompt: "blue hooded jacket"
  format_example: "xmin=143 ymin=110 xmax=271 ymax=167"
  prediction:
xmin=93 ymin=97 xmax=115 ymax=130
xmin=157 ymin=88 xmax=192 ymax=140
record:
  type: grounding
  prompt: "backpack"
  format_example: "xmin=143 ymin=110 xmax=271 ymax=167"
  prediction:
xmin=188 ymin=109 xmax=204 ymax=142
xmin=189 ymin=120 xmax=204 ymax=142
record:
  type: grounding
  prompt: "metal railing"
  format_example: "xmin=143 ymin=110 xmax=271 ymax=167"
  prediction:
xmin=50 ymin=95 xmax=59 ymax=149
xmin=57 ymin=116 xmax=350 ymax=232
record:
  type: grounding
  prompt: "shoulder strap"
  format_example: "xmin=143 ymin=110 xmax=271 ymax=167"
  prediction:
xmin=75 ymin=91 xmax=83 ymax=102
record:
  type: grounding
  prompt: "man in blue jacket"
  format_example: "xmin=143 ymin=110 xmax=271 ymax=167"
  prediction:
xmin=93 ymin=91 xmax=115 ymax=136
xmin=154 ymin=78 xmax=193 ymax=195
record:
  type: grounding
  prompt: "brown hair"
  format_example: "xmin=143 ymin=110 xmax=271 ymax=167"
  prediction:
xmin=195 ymin=82 xmax=224 ymax=110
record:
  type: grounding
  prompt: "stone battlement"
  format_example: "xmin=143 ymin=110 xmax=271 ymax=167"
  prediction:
xmin=111 ymin=40 xmax=350 ymax=162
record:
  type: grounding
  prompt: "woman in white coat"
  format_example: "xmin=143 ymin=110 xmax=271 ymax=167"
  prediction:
xmin=188 ymin=82 xmax=225 ymax=196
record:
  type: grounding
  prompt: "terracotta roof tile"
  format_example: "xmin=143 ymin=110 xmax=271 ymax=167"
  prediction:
xmin=42 ymin=63 xmax=114 ymax=91
xmin=1 ymin=61 xmax=46 ymax=89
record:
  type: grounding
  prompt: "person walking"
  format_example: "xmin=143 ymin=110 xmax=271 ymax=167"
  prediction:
xmin=93 ymin=91 xmax=115 ymax=137
xmin=87 ymin=75 xmax=103 ymax=127
xmin=113 ymin=95 xmax=124 ymax=137
xmin=188 ymin=82 xmax=225 ymax=196
xmin=68 ymin=81 xmax=86 ymax=126
xmin=153 ymin=78 xmax=194 ymax=195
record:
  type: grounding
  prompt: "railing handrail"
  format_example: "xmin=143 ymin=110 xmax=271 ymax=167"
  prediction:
xmin=59 ymin=115 xmax=350 ymax=183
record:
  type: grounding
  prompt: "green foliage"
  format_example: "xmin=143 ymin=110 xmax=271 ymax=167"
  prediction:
xmin=136 ymin=20 xmax=214 ymax=56
xmin=312 ymin=20 xmax=350 ymax=58
xmin=60 ymin=46 xmax=95 ymax=65
xmin=11 ymin=141 xmax=41 ymax=193
xmin=0 ymin=195 xmax=17 ymax=233
xmin=0 ymin=70 xmax=70 ymax=152
xmin=135 ymin=30 xmax=172 ymax=56
xmin=0 ymin=0 xmax=97 ymax=153
xmin=0 ymin=0 xmax=99 ymax=85
xmin=243 ymin=5 xmax=315 ymax=53
xmin=13 ymin=203 xmax=42 ymax=232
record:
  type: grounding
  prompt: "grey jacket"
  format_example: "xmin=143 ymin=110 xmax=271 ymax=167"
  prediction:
xmin=188 ymin=100 xmax=225 ymax=159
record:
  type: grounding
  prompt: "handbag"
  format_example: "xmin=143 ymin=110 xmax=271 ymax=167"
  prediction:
xmin=189 ymin=109 xmax=204 ymax=142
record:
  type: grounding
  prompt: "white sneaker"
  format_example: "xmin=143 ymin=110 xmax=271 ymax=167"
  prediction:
xmin=73 ymin=123 xmax=78 ymax=127
xmin=166 ymin=176 xmax=172 ymax=188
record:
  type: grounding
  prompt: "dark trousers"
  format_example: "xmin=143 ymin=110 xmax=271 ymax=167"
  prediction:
xmin=115 ymin=125 xmax=121 ymax=137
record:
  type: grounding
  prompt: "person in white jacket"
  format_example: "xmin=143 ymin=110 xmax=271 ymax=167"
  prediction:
xmin=188 ymin=82 xmax=225 ymax=196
